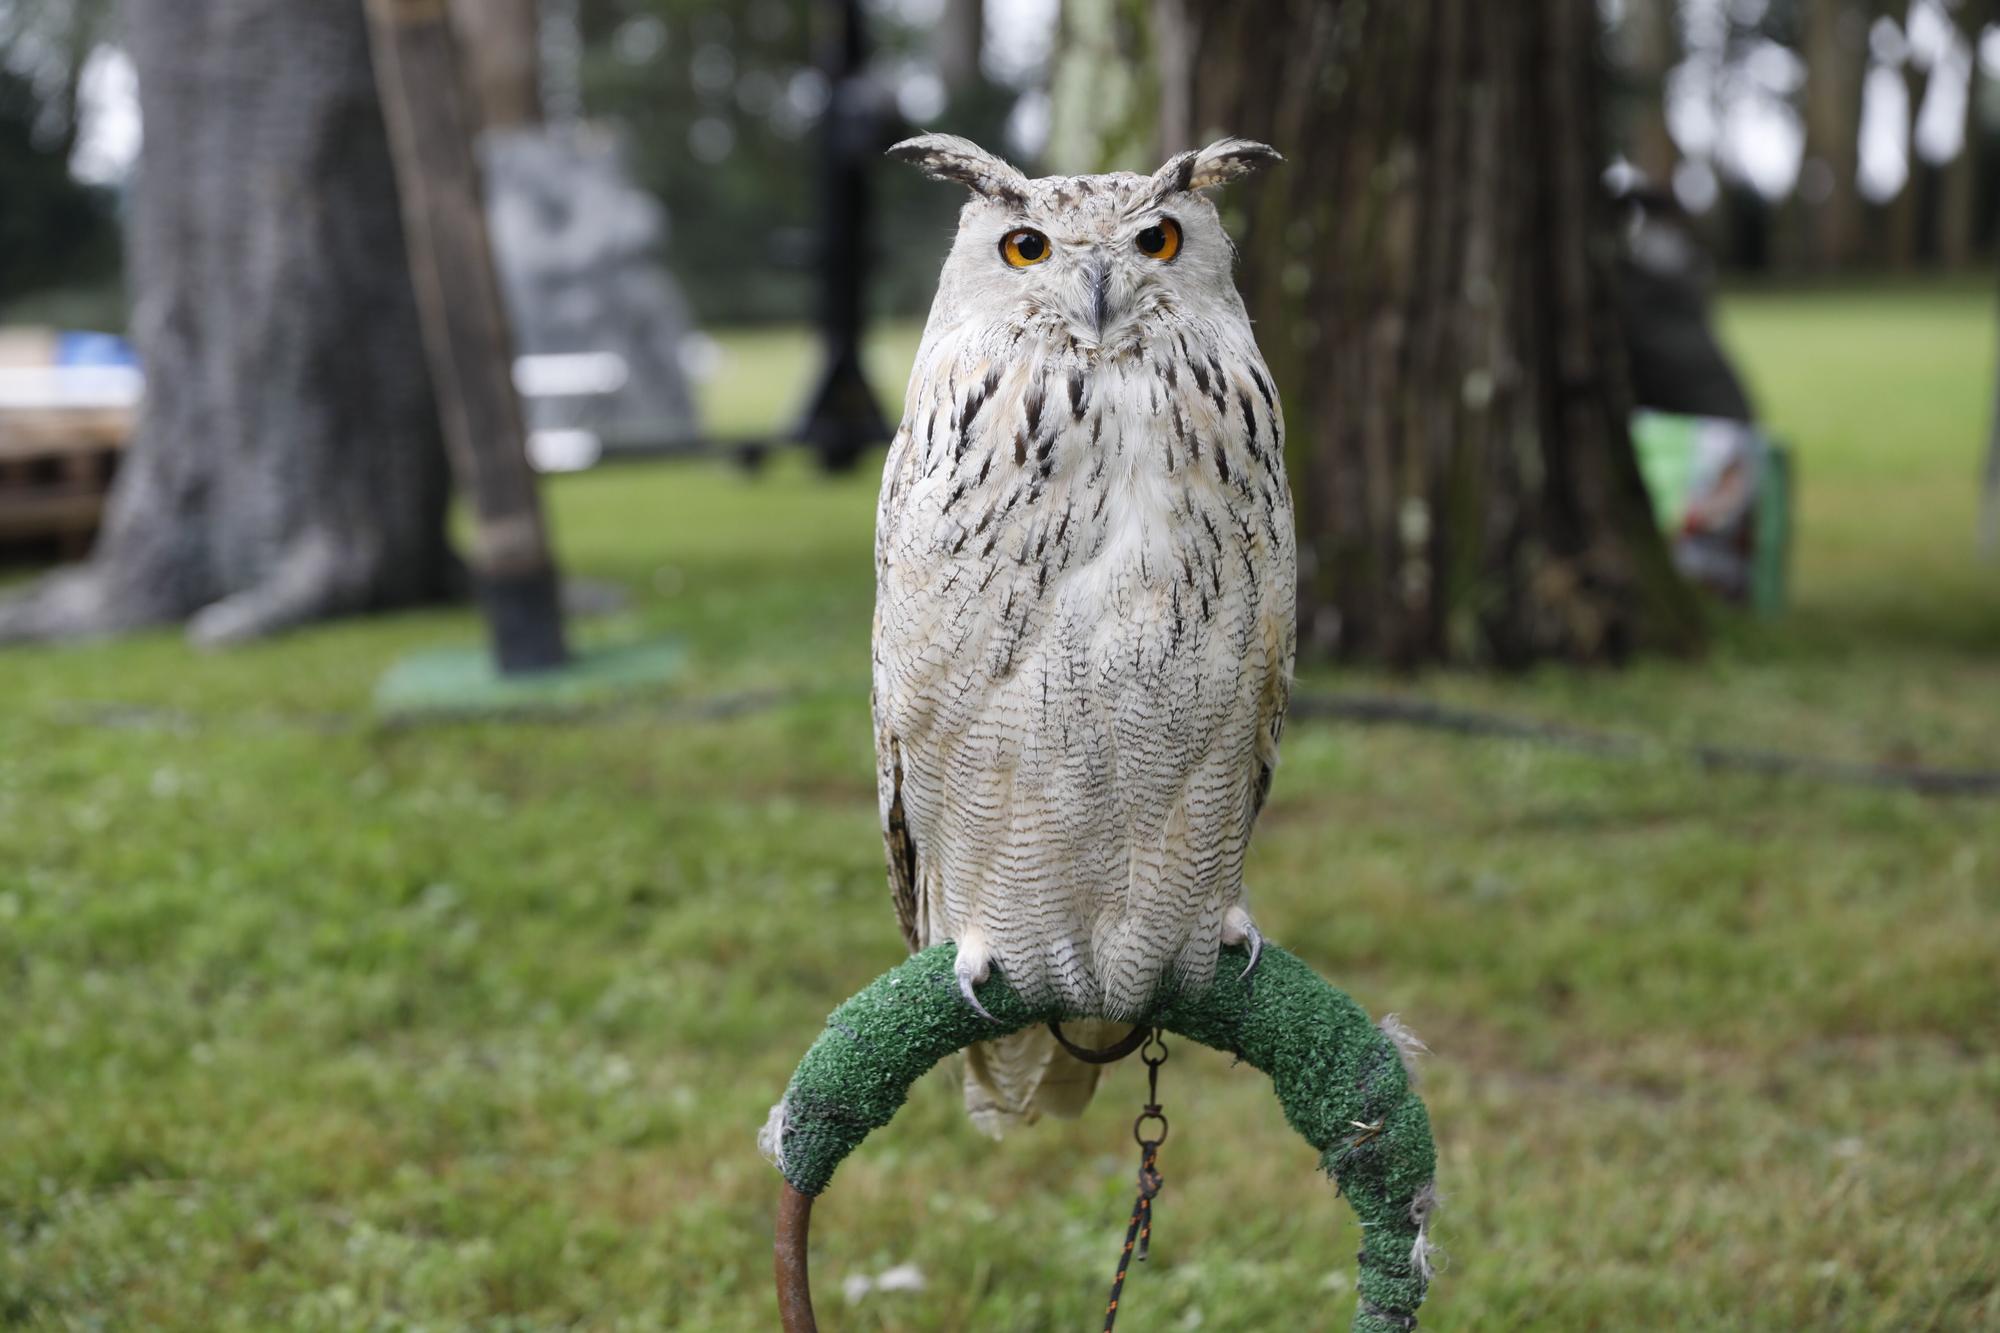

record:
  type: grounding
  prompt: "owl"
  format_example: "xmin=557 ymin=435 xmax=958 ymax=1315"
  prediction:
xmin=874 ymin=134 xmax=1296 ymax=1135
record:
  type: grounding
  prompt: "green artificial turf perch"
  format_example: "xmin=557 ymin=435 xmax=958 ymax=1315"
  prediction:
xmin=372 ymin=636 xmax=686 ymax=721
xmin=764 ymin=942 xmax=1438 ymax=1333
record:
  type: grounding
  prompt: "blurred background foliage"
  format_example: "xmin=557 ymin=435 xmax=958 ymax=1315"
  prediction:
xmin=0 ymin=0 xmax=115 ymax=306
xmin=9 ymin=0 xmax=1991 ymax=329
xmin=0 ymin=64 xmax=115 ymax=303
xmin=537 ymin=0 xmax=1027 ymax=323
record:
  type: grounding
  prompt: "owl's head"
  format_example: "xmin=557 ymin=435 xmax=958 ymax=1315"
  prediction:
xmin=889 ymin=133 xmax=1279 ymax=359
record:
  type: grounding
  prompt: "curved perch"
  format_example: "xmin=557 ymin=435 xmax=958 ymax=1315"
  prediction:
xmin=765 ymin=942 xmax=1437 ymax=1332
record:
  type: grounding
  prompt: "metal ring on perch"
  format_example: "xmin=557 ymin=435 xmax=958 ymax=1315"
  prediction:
xmin=762 ymin=941 xmax=1439 ymax=1332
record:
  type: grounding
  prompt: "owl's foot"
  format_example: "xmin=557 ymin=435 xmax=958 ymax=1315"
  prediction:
xmin=1223 ymin=905 xmax=1264 ymax=981
xmin=953 ymin=937 xmax=999 ymax=1025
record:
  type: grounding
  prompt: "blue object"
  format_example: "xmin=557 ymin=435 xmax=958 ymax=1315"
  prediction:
xmin=53 ymin=331 xmax=139 ymax=369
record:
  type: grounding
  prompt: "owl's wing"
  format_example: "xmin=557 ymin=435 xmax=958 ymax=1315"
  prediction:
xmin=1253 ymin=663 xmax=1290 ymax=823
xmin=874 ymin=413 xmax=930 ymax=954
xmin=879 ymin=729 xmax=923 ymax=953
xmin=1243 ymin=592 xmax=1291 ymax=832
xmin=1248 ymin=365 xmax=1297 ymax=829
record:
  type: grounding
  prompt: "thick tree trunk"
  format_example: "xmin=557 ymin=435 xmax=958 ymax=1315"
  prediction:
xmin=1166 ymin=0 xmax=1701 ymax=666
xmin=1802 ymin=0 xmax=1868 ymax=271
xmin=0 ymin=0 xmax=458 ymax=646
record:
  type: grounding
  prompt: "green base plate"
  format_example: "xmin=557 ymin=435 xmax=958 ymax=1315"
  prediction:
xmin=373 ymin=635 xmax=686 ymax=721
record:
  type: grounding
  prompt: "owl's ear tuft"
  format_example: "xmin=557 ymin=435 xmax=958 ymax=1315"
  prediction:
xmin=1152 ymin=137 xmax=1282 ymax=198
xmin=888 ymin=133 xmax=1029 ymax=205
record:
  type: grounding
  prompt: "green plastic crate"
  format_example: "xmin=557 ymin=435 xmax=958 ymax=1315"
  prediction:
xmin=1633 ymin=411 xmax=1792 ymax=615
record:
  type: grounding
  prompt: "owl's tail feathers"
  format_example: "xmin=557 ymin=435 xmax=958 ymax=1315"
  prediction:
xmin=961 ymin=1021 xmax=1130 ymax=1138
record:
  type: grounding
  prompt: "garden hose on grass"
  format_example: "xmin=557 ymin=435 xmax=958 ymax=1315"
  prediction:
xmin=764 ymin=941 xmax=1439 ymax=1332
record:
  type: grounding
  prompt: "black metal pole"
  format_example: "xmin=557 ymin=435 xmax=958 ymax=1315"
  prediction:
xmin=792 ymin=0 xmax=893 ymax=472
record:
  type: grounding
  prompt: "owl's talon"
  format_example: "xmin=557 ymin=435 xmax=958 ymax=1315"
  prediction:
xmin=1222 ymin=906 xmax=1264 ymax=981
xmin=1238 ymin=921 xmax=1264 ymax=981
xmin=956 ymin=960 xmax=999 ymax=1024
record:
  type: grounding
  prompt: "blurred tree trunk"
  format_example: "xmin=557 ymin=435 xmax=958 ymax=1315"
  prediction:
xmin=1802 ymin=0 xmax=1867 ymax=270
xmin=1621 ymin=0 xmax=1679 ymax=185
xmin=927 ymin=0 xmax=1014 ymax=156
xmin=1046 ymin=0 xmax=1155 ymax=173
xmin=1939 ymin=42 xmax=1982 ymax=269
xmin=1985 ymin=344 xmax=2000 ymax=557
xmin=450 ymin=0 xmax=542 ymax=131
xmin=0 ymin=0 xmax=111 ymax=162
xmin=930 ymin=0 xmax=983 ymax=88
xmin=48 ymin=0 xmax=100 ymax=164
xmin=1887 ymin=53 xmax=1935 ymax=268
xmin=1159 ymin=0 xmax=1701 ymax=666
xmin=0 ymin=0 xmax=458 ymax=646
xmin=1986 ymin=262 xmax=2000 ymax=556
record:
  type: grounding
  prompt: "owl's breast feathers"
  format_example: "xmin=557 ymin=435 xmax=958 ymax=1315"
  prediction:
xmin=873 ymin=323 xmax=1297 ymax=1016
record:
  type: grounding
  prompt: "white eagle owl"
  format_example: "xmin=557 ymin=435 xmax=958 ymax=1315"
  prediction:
xmin=873 ymin=134 xmax=1296 ymax=1135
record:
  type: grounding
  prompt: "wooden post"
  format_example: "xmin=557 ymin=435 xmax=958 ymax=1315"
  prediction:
xmin=364 ymin=0 xmax=569 ymax=674
xmin=448 ymin=0 xmax=543 ymax=132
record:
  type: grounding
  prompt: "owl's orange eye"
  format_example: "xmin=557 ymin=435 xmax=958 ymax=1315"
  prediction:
xmin=1000 ymin=229 xmax=1050 ymax=267
xmin=1135 ymin=217 xmax=1182 ymax=261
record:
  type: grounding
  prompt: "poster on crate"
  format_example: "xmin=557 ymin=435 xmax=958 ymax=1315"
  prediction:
xmin=1632 ymin=410 xmax=1791 ymax=613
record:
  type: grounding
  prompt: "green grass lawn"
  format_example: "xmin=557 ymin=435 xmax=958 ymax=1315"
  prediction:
xmin=3 ymin=284 xmax=1998 ymax=1331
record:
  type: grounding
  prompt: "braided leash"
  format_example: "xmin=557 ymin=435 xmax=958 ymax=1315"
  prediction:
xmin=1102 ymin=1030 xmax=1169 ymax=1332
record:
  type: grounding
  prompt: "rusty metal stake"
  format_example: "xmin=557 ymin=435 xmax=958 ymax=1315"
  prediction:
xmin=775 ymin=1182 xmax=818 ymax=1332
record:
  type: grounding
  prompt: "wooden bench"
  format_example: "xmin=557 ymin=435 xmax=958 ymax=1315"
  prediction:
xmin=0 ymin=332 xmax=136 ymax=557
xmin=0 ymin=404 xmax=132 ymax=558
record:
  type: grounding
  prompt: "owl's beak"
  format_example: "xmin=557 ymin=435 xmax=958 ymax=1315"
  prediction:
xmin=1081 ymin=251 xmax=1112 ymax=340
